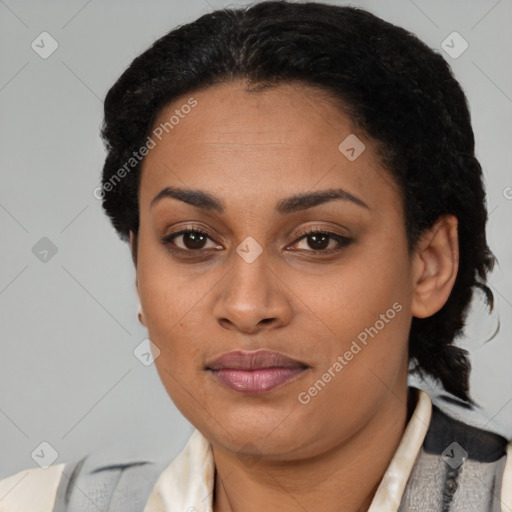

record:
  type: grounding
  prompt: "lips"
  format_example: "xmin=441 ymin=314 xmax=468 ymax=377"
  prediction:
xmin=205 ymin=349 xmax=309 ymax=394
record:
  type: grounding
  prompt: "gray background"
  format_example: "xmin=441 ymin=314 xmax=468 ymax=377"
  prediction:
xmin=1 ymin=0 xmax=511 ymax=478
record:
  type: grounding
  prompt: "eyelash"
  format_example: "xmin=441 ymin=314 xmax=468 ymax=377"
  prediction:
xmin=161 ymin=226 xmax=353 ymax=257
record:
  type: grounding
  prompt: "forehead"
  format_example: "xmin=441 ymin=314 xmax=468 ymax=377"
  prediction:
xmin=138 ymin=80 xmax=399 ymax=215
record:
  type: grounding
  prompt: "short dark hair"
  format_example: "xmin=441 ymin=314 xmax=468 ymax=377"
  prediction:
xmin=100 ymin=0 xmax=496 ymax=404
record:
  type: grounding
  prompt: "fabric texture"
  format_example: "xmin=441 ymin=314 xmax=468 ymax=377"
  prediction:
xmin=53 ymin=455 xmax=167 ymax=512
xmin=398 ymin=404 xmax=509 ymax=511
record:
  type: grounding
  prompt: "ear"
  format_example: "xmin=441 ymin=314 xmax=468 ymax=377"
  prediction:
xmin=410 ymin=214 xmax=459 ymax=319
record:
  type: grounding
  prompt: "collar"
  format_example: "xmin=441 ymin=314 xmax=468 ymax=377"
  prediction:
xmin=143 ymin=387 xmax=432 ymax=512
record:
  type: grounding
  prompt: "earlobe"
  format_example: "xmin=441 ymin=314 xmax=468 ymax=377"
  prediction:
xmin=137 ymin=303 xmax=146 ymax=326
xmin=135 ymin=283 xmax=146 ymax=326
xmin=130 ymin=230 xmax=144 ymax=325
xmin=411 ymin=215 xmax=459 ymax=319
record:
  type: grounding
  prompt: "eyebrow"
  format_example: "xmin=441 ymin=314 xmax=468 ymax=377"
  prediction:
xmin=150 ymin=186 xmax=369 ymax=214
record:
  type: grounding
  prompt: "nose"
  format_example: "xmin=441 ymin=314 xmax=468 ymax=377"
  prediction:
xmin=212 ymin=250 xmax=293 ymax=335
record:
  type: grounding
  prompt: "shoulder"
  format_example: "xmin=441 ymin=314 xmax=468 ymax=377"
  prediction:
xmin=403 ymin=389 xmax=512 ymax=511
xmin=0 ymin=463 xmax=66 ymax=512
xmin=0 ymin=451 xmax=169 ymax=512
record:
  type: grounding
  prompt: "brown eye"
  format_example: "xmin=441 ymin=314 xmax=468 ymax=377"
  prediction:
xmin=303 ymin=232 xmax=330 ymax=250
xmin=291 ymin=229 xmax=353 ymax=254
xmin=179 ymin=230 xmax=208 ymax=250
xmin=162 ymin=229 xmax=221 ymax=251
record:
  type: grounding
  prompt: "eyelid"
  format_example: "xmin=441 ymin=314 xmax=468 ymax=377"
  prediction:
xmin=288 ymin=227 xmax=353 ymax=253
xmin=161 ymin=224 xmax=353 ymax=255
xmin=293 ymin=225 xmax=350 ymax=240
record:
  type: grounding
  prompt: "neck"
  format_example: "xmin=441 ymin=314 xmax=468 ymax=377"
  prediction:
xmin=212 ymin=384 xmax=415 ymax=512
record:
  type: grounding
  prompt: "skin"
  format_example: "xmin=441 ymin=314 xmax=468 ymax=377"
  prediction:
xmin=129 ymin=80 xmax=459 ymax=512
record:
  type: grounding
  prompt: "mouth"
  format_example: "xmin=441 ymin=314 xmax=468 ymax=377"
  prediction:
xmin=205 ymin=349 xmax=309 ymax=394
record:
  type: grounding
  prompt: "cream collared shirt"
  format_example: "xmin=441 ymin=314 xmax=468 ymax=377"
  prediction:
xmin=1 ymin=390 xmax=511 ymax=512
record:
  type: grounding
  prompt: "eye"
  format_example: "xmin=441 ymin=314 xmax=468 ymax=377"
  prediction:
xmin=161 ymin=228 xmax=222 ymax=252
xmin=289 ymin=228 xmax=353 ymax=254
xmin=161 ymin=226 xmax=353 ymax=257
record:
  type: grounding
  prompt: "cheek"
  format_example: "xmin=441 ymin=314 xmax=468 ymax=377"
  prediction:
xmin=137 ymin=235 xmax=199 ymax=330
xmin=136 ymin=255 xmax=223 ymax=393
xmin=136 ymin=244 xmax=193 ymax=363
xmin=322 ymin=241 xmax=409 ymax=324
xmin=316 ymin=232 xmax=412 ymax=372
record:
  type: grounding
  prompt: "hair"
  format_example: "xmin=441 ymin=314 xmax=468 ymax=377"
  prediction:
xmin=99 ymin=0 xmax=496 ymax=404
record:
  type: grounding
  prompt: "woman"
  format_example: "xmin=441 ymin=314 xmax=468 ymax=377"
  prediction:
xmin=1 ymin=1 xmax=510 ymax=511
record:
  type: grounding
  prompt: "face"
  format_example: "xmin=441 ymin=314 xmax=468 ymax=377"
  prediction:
xmin=134 ymin=80 xmax=417 ymax=461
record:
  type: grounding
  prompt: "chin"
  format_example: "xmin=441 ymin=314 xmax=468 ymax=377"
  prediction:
xmin=194 ymin=403 xmax=318 ymax=457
